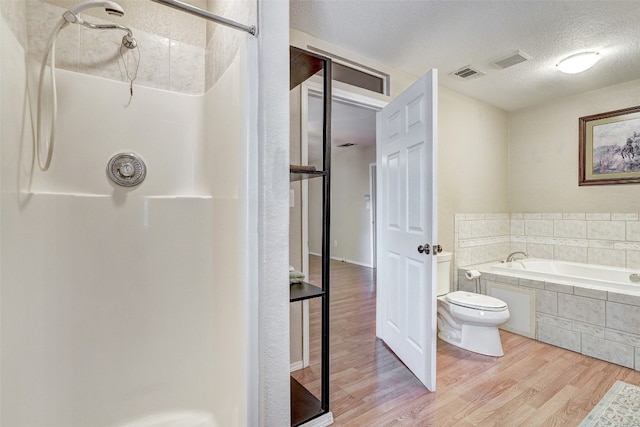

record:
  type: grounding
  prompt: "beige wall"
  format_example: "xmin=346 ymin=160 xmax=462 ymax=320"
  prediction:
xmin=508 ymin=79 xmax=640 ymax=212
xmin=438 ymin=87 xmax=510 ymax=252
xmin=309 ymin=144 xmax=376 ymax=266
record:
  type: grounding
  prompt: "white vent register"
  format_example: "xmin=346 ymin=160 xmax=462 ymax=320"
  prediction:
xmin=450 ymin=65 xmax=486 ymax=80
xmin=494 ymin=50 xmax=532 ymax=69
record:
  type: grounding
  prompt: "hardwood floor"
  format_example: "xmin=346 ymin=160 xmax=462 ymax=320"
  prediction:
xmin=291 ymin=256 xmax=640 ymax=426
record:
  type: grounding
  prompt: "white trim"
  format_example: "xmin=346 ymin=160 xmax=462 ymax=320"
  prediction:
xmin=302 ymin=300 xmax=310 ymax=367
xmin=290 ymin=360 xmax=304 ymax=372
xmin=369 ymin=162 xmax=377 ymax=269
xmin=301 ymin=82 xmax=311 ymax=368
xmin=300 ymin=412 xmax=335 ymax=427
xmin=303 ymin=80 xmax=387 ymax=111
xmin=309 ymin=252 xmax=373 ymax=269
xmin=327 ymin=256 xmax=372 ymax=268
xmin=301 ymin=83 xmax=310 ymax=276
xmin=375 ymin=113 xmax=384 ymax=338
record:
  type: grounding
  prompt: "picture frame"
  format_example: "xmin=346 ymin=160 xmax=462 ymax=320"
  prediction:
xmin=579 ymin=105 xmax=640 ymax=186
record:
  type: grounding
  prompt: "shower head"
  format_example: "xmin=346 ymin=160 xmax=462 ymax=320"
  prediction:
xmin=60 ymin=0 xmax=135 ymax=47
xmin=63 ymin=1 xmax=125 ymax=24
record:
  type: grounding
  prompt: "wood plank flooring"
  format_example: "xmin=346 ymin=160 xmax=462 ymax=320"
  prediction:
xmin=291 ymin=257 xmax=640 ymax=426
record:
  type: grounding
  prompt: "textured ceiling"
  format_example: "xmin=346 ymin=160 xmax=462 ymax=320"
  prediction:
xmin=291 ymin=0 xmax=640 ymax=112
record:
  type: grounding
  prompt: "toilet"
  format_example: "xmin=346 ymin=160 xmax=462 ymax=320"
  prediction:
xmin=436 ymin=252 xmax=510 ymax=357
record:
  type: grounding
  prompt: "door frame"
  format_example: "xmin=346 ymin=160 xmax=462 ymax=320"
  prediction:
xmin=369 ymin=162 xmax=377 ymax=269
xmin=300 ymin=80 xmax=386 ymax=364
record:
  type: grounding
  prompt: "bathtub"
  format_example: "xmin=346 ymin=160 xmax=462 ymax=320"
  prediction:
xmin=462 ymin=257 xmax=640 ymax=371
xmin=492 ymin=258 xmax=640 ymax=294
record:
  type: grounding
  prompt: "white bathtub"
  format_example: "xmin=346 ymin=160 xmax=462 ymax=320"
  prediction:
xmin=466 ymin=257 xmax=640 ymax=371
xmin=491 ymin=258 xmax=640 ymax=293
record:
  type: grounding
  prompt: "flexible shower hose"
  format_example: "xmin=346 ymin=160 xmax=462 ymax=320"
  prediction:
xmin=36 ymin=18 xmax=67 ymax=171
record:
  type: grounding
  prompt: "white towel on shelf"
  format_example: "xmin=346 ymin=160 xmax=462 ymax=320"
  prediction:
xmin=289 ymin=269 xmax=305 ymax=284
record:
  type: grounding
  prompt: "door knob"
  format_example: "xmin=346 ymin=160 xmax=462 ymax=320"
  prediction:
xmin=434 ymin=244 xmax=443 ymax=254
xmin=417 ymin=244 xmax=430 ymax=254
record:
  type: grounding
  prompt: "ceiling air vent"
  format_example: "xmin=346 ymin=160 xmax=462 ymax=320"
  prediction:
xmin=494 ymin=50 xmax=532 ymax=69
xmin=450 ymin=65 xmax=486 ymax=80
xmin=337 ymin=143 xmax=356 ymax=148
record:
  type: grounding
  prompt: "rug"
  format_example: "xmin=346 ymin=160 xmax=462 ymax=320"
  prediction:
xmin=579 ymin=380 xmax=640 ymax=427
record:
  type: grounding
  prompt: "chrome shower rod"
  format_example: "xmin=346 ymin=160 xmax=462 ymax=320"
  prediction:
xmin=151 ymin=0 xmax=256 ymax=35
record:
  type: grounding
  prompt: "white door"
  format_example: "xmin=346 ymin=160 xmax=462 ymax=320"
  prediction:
xmin=375 ymin=69 xmax=438 ymax=391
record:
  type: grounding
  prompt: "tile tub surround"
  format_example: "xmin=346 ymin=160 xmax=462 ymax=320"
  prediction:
xmin=25 ymin=0 xmax=206 ymax=94
xmin=456 ymin=264 xmax=640 ymax=371
xmin=454 ymin=212 xmax=640 ymax=289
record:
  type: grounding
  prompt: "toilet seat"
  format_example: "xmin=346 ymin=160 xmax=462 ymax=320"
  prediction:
xmin=445 ymin=291 xmax=507 ymax=312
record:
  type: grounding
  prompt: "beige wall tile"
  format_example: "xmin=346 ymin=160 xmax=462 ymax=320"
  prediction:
xmin=606 ymin=301 xmax=640 ymax=334
xmin=537 ymin=323 xmax=580 ymax=353
xmin=582 ymin=334 xmax=634 ymax=369
xmin=558 ymin=293 xmax=605 ymax=326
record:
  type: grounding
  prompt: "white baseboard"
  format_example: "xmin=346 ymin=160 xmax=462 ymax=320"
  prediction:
xmin=290 ymin=360 xmax=304 ymax=372
xmin=300 ymin=412 xmax=334 ymax=427
xmin=336 ymin=257 xmax=372 ymax=268
xmin=308 ymin=252 xmax=373 ymax=269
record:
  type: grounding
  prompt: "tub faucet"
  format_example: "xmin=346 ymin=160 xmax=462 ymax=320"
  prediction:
xmin=506 ymin=251 xmax=528 ymax=263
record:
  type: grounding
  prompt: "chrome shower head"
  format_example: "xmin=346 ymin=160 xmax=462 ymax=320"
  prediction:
xmin=63 ymin=1 xmax=125 ymax=24
xmin=61 ymin=0 xmax=135 ymax=47
xmin=105 ymin=7 xmax=124 ymax=17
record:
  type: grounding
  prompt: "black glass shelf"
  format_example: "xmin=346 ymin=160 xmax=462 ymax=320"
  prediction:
xmin=290 ymin=281 xmax=324 ymax=302
xmin=291 ymin=376 xmax=325 ymax=426
xmin=290 ymin=167 xmax=326 ymax=182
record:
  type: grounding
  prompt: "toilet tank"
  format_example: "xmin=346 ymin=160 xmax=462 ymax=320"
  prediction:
xmin=437 ymin=252 xmax=452 ymax=296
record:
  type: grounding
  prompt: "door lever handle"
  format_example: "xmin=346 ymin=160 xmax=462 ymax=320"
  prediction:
xmin=417 ymin=244 xmax=430 ymax=254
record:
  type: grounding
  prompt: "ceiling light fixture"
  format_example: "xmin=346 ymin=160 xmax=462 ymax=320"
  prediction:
xmin=556 ymin=52 xmax=600 ymax=74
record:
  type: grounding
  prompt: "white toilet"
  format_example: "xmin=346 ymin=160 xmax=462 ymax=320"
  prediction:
xmin=436 ymin=252 xmax=510 ymax=357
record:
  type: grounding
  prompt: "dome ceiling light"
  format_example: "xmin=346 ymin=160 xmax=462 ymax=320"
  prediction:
xmin=556 ymin=52 xmax=600 ymax=74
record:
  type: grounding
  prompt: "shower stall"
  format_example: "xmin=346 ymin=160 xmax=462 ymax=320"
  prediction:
xmin=0 ymin=0 xmax=290 ymax=425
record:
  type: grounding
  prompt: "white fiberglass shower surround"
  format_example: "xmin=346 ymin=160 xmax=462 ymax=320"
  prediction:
xmin=1 ymin=1 xmax=259 ymax=426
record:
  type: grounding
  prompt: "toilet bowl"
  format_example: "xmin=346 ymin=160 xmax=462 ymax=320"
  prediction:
xmin=436 ymin=253 xmax=510 ymax=357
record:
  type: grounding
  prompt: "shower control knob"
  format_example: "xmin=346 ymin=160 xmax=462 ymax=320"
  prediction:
xmin=119 ymin=162 xmax=135 ymax=177
xmin=107 ymin=153 xmax=146 ymax=187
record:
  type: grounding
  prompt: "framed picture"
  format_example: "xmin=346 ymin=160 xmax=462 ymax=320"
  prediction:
xmin=579 ymin=105 xmax=640 ymax=185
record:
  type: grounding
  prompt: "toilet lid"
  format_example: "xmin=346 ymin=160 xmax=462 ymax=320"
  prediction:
xmin=445 ymin=291 xmax=507 ymax=311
